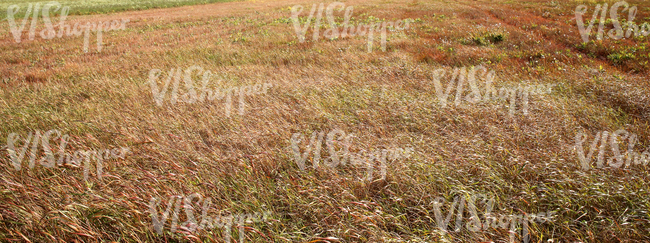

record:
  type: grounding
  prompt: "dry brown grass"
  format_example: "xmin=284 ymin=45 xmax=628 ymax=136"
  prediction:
xmin=1 ymin=0 xmax=650 ymax=242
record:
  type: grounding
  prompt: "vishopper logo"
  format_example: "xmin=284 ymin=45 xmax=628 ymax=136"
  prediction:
xmin=6 ymin=129 xmax=130 ymax=180
xmin=575 ymin=1 xmax=650 ymax=43
xmin=290 ymin=129 xmax=413 ymax=181
xmin=432 ymin=193 xmax=555 ymax=243
xmin=148 ymin=65 xmax=272 ymax=117
xmin=290 ymin=2 xmax=411 ymax=52
xmin=431 ymin=65 xmax=555 ymax=117
xmin=149 ymin=193 xmax=271 ymax=242
xmin=574 ymin=129 xmax=650 ymax=170
xmin=5 ymin=1 xmax=130 ymax=52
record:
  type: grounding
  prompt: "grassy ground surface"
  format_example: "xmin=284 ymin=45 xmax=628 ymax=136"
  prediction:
xmin=1 ymin=0 xmax=650 ymax=242
xmin=0 ymin=0 xmax=238 ymax=18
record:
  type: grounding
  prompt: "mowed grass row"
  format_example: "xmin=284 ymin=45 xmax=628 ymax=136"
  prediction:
xmin=0 ymin=0 xmax=649 ymax=242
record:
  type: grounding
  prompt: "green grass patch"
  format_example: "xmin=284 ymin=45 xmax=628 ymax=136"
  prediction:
xmin=0 ymin=0 xmax=240 ymax=19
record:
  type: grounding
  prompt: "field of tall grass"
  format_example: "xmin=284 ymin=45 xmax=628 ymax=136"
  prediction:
xmin=1 ymin=0 xmax=650 ymax=242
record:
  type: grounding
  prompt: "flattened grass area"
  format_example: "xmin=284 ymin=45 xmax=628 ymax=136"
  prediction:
xmin=0 ymin=0 xmax=238 ymax=18
xmin=1 ymin=0 xmax=650 ymax=242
